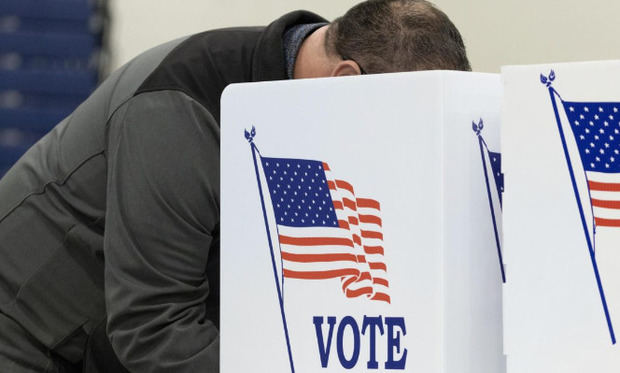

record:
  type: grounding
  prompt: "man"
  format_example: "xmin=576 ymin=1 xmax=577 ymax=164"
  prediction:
xmin=0 ymin=0 xmax=470 ymax=371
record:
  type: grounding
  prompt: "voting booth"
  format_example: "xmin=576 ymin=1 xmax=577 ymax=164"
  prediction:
xmin=220 ymin=71 xmax=505 ymax=372
xmin=503 ymin=61 xmax=620 ymax=372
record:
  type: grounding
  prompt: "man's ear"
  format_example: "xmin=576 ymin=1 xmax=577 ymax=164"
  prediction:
xmin=330 ymin=60 xmax=362 ymax=77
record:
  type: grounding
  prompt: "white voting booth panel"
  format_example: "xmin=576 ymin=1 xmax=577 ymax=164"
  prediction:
xmin=220 ymin=71 xmax=505 ymax=373
xmin=503 ymin=60 xmax=620 ymax=372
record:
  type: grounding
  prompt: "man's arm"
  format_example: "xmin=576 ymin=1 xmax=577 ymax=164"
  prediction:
xmin=104 ymin=90 xmax=220 ymax=372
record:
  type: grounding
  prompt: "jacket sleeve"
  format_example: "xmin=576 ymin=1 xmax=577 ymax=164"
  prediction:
xmin=104 ymin=90 xmax=220 ymax=372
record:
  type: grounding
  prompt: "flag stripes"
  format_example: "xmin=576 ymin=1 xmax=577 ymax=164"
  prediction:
xmin=261 ymin=156 xmax=390 ymax=303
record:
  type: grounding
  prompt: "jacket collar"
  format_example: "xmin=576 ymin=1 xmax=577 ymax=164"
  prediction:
xmin=252 ymin=10 xmax=328 ymax=82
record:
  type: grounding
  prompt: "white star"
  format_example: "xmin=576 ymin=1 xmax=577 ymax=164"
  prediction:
xmin=606 ymin=164 xmax=610 ymax=168
xmin=580 ymin=135 xmax=585 ymax=140
xmin=596 ymin=156 xmax=601 ymax=161
xmin=569 ymin=106 xmax=575 ymax=112
xmin=590 ymin=142 xmax=595 ymax=147
xmin=599 ymin=107 xmax=604 ymax=112
xmin=600 ymin=128 xmax=605 ymax=134
xmin=580 ymin=114 xmax=585 ymax=119
xmin=591 ymin=163 xmax=596 ymax=168
xmin=600 ymin=149 xmax=605 ymax=154
xmin=605 ymin=143 xmax=610 ymax=148
xmin=595 ymin=115 xmax=600 ymax=120
xmin=586 ymin=128 xmax=590 ymax=133
xmin=584 ymin=106 xmax=590 ymax=112
xmin=612 ymin=157 xmax=616 ymax=162
xmin=585 ymin=149 xmax=590 ymax=154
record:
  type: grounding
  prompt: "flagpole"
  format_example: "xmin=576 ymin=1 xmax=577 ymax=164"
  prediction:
xmin=477 ymin=134 xmax=506 ymax=283
xmin=546 ymin=83 xmax=616 ymax=344
xmin=246 ymin=129 xmax=296 ymax=371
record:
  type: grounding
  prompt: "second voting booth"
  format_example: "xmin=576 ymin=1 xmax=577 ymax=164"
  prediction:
xmin=220 ymin=71 xmax=505 ymax=372
xmin=503 ymin=61 xmax=620 ymax=372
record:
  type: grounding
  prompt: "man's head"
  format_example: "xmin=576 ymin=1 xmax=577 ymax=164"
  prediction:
xmin=294 ymin=0 xmax=471 ymax=78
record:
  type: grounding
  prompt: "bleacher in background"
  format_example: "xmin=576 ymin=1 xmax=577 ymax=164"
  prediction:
xmin=0 ymin=0 xmax=107 ymax=176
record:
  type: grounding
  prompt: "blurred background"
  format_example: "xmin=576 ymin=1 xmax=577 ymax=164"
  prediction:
xmin=1 ymin=0 xmax=619 ymax=175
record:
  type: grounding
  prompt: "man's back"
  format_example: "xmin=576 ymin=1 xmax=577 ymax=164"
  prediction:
xmin=0 ymin=10 xmax=324 ymax=371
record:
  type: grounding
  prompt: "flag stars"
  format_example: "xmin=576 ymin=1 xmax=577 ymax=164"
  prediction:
xmin=580 ymin=114 xmax=585 ymax=119
xmin=616 ymin=150 xmax=620 ymax=155
xmin=612 ymin=157 xmax=616 ymax=162
xmin=595 ymin=115 xmax=600 ymax=120
xmin=606 ymin=163 xmax=610 ymax=168
xmin=591 ymin=162 xmax=596 ymax=168
xmin=579 ymin=135 xmax=585 ymax=140
xmin=569 ymin=106 xmax=575 ymax=112
xmin=605 ymin=143 xmax=610 ymax=148
xmin=585 ymin=128 xmax=590 ymax=133
xmin=600 ymin=149 xmax=605 ymax=154
xmin=585 ymin=149 xmax=590 ymax=154
xmin=590 ymin=142 xmax=595 ymax=147
xmin=584 ymin=107 xmax=590 ymax=112
xmin=600 ymin=128 xmax=605 ymax=134
xmin=599 ymin=107 xmax=604 ymax=112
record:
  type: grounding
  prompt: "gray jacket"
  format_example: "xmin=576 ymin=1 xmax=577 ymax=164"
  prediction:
xmin=0 ymin=11 xmax=326 ymax=372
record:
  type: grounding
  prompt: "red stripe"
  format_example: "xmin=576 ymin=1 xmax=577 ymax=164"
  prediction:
xmin=343 ymin=198 xmax=357 ymax=211
xmin=357 ymin=198 xmax=380 ymax=209
xmin=327 ymin=180 xmax=336 ymax=190
xmin=281 ymin=251 xmax=358 ymax=263
xmin=346 ymin=287 xmax=373 ymax=298
xmin=333 ymin=200 xmax=343 ymax=210
xmin=363 ymin=245 xmax=384 ymax=255
xmin=358 ymin=271 xmax=372 ymax=281
xmin=352 ymin=234 xmax=361 ymax=246
xmin=336 ymin=180 xmax=355 ymax=194
xmin=595 ymin=217 xmax=620 ymax=227
xmin=322 ymin=162 xmax=330 ymax=171
xmin=338 ymin=219 xmax=350 ymax=229
xmin=359 ymin=214 xmax=382 ymax=226
xmin=279 ymin=235 xmax=353 ymax=247
xmin=348 ymin=216 xmax=359 ymax=226
xmin=592 ymin=198 xmax=620 ymax=209
xmin=356 ymin=255 xmax=366 ymax=263
xmin=371 ymin=292 xmax=391 ymax=303
xmin=284 ymin=268 xmax=359 ymax=279
xmin=361 ymin=230 xmax=383 ymax=240
xmin=369 ymin=262 xmax=387 ymax=271
xmin=589 ymin=181 xmax=620 ymax=191
xmin=342 ymin=276 xmax=357 ymax=291
xmin=373 ymin=278 xmax=389 ymax=287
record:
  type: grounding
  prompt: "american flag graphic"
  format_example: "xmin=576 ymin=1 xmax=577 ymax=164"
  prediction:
xmin=543 ymin=70 xmax=618 ymax=343
xmin=563 ymin=102 xmax=620 ymax=227
xmin=487 ymin=150 xmax=504 ymax=207
xmin=261 ymin=156 xmax=390 ymax=303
